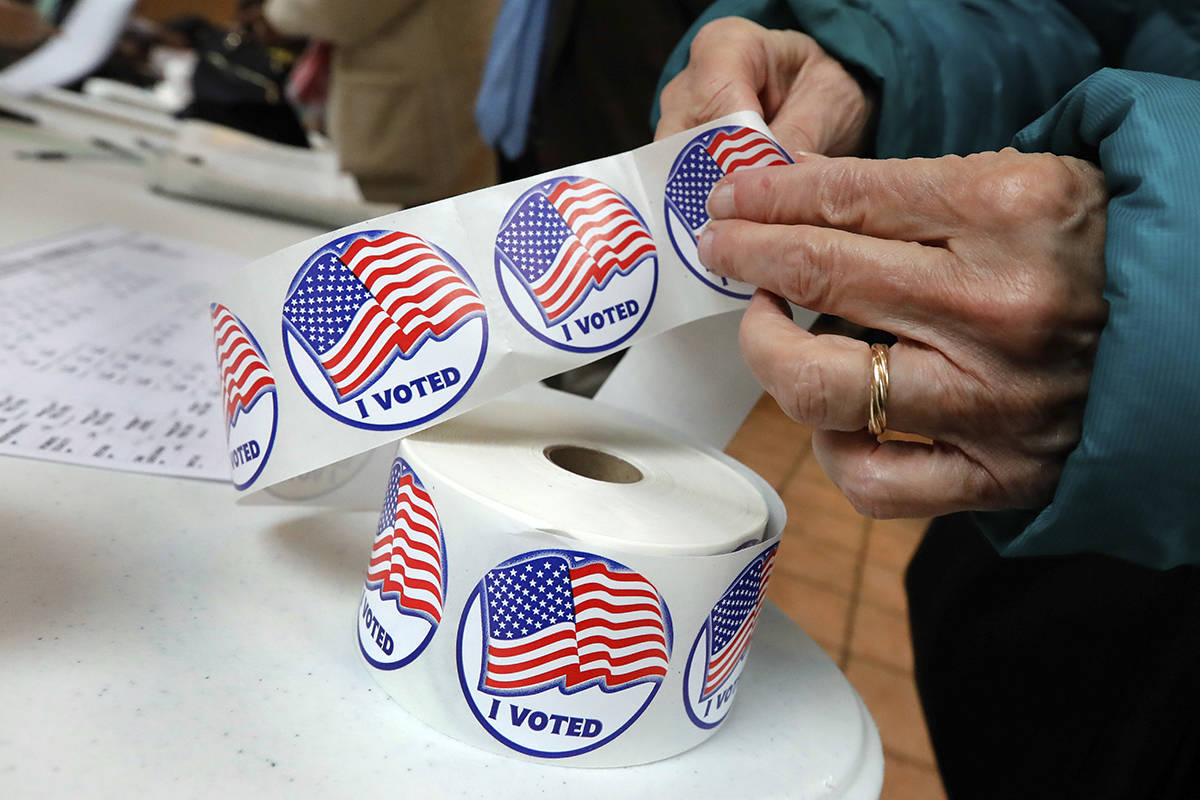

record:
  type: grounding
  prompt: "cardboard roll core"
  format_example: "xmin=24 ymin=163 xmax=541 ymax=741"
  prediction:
xmin=543 ymin=444 xmax=643 ymax=484
xmin=403 ymin=398 xmax=769 ymax=556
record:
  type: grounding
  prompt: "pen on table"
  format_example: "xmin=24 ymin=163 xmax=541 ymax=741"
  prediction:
xmin=90 ymin=137 xmax=144 ymax=161
xmin=16 ymin=140 xmax=145 ymax=162
xmin=0 ymin=106 xmax=38 ymax=125
xmin=135 ymin=137 xmax=170 ymax=155
xmin=16 ymin=150 xmax=109 ymax=161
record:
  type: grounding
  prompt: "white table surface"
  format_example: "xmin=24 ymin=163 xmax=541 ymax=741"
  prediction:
xmin=0 ymin=107 xmax=883 ymax=799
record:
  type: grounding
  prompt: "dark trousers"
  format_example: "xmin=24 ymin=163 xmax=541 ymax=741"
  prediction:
xmin=906 ymin=514 xmax=1200 ymax=799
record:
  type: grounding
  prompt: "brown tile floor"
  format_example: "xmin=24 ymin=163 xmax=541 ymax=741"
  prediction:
xmin=726 ymin=394 xmax=947 ymax=800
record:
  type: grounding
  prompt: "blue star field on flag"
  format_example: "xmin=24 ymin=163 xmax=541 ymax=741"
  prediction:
xmin=710 ymin=554 xmax=764 ymax=655
xmin=665 ymin=143 xmax=725 ymax=231
xmin=485 ymin=556 xmax=575 ymax=640
xmin=376 ymin=461 xmax=402 ymax=540
xmin=496 ymin=193 xmax=577 ymax=286
xmin=283 ymin=252 xmax=370 ymax=357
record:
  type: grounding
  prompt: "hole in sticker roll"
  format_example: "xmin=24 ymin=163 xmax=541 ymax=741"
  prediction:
xmin=543 ymin=444 xmax=643 ymax=484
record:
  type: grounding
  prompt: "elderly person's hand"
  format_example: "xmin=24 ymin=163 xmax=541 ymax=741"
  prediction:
xmin=656 ymin=17 xmax=873 ymax=157
xmin=697 ymin=150 xmax=1108 ymax=518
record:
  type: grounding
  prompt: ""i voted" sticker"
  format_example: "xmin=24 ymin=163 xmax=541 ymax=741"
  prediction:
xmin=682 ymin=545 xmax=777 ymax=728
xmin=359 ymin=458 xmax=447 ymax=670
xmin=664 ymin=126 xmax=791 ymax=298
xmin=457 ymin=549 xmax=672 ymax=758
xmin=282 ymin=230 xmax=488 ymax=431
xmin=210 ymin=303 xmax=277 ymax=490
xmin=495 ymin=177 xmax=657 ymax=353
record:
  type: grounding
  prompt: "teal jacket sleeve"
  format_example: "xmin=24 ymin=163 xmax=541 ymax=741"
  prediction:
xmin=653 ymin=0 xmax=1102 ymax=157
xmin=655 ymin=5 xmax=1200 ymax=567
xmin=973 ymin=69 xmax=1200 ymax=569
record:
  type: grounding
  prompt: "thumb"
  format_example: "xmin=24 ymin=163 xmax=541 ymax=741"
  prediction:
xmin=767 ymin=55 xmax=873 ymax=157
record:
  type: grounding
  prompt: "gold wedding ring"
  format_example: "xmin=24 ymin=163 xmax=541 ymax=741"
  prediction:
xmin=868 ymin=343 xmax=890 ymax=436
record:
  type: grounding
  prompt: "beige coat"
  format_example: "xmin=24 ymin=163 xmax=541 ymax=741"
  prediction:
xmin=265 ymin=0 xmax=501 ymax=207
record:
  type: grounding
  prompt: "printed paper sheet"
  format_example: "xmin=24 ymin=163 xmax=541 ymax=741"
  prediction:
xmin=0 ymin=226 xmax=243 ymax=479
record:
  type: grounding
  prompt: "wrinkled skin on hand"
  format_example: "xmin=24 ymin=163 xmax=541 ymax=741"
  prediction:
xmin=656 ymin=17 xmax=873 ymax=157
xmin=696 ymin=150 xmax=1109 ymax=519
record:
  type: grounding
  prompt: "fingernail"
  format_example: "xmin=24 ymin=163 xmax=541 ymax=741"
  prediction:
xmin=706 ymin=179 xmax=734 ymax=219
xmin=696 ymin=225 xmax=714 ymax=266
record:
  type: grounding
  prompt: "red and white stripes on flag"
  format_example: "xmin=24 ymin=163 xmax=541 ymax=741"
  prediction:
xmin=481 ymin=556 xmax=669 ymax=693
xmin=367 ymin=472 xmax=445 ymax=623
xmin=211 ymin=303 xmax=273 ymax=431
xmin=706 ymin=127 xmax=791 ymax=173
xmin=526 ymin=232 xmax=599 ymax=324
xmin=546 ymin=177 xmax=656 ymax=284
xmin=568 ymin=561 xmax=670 ymax=689
xmin=324 ymin=232 xmax=484 ymax=398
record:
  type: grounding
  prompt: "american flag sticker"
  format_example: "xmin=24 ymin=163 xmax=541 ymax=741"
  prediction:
xmin=282 ymin=229 xmax=489 ymax=431
xmin=682 ymin=544 xmax=778 ymax=729
xmin=210 ymin=303 xmax=277 ymax=490
xmin=495 ymin=176 xmax=657 ymax=354
xmin=664 ymin=125 xmax=791 ymax=299
xmin=359 ymin=458 xmax=447 ymax=670
xmin=457 ymin=549 xmax=672 ymax=759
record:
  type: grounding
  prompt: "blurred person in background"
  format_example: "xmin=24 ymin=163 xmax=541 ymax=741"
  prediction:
xmin=1 ymin=0 xmax=312 ymax=146
xmin=475 ymin=0 xmax=711 ymax=182
xmin=262 ymin=0 xmax=501 ymax=207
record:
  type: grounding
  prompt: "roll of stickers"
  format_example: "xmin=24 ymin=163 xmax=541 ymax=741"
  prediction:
xmin=208 ymin=112 xmax=804 ymax=766
xmin=357 ymin=395 xmax=784 ymax=766
xmin=208 ymin=111 xmax=802 ymax=494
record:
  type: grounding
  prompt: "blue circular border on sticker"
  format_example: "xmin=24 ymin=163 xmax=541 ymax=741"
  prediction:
xmin=358 ymin=593 xmax=442 ymax=671
xmin=280 ymin=229 xmax=489 ymax=432
xmin=493 ymin=177 xmax=658 ymax=354
xmin=455 ymin=547 xmax=673 ymax=759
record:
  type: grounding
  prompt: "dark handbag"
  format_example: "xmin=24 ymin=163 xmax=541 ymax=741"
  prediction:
xmin=175 ymin=17 xmax=309 ymax=148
